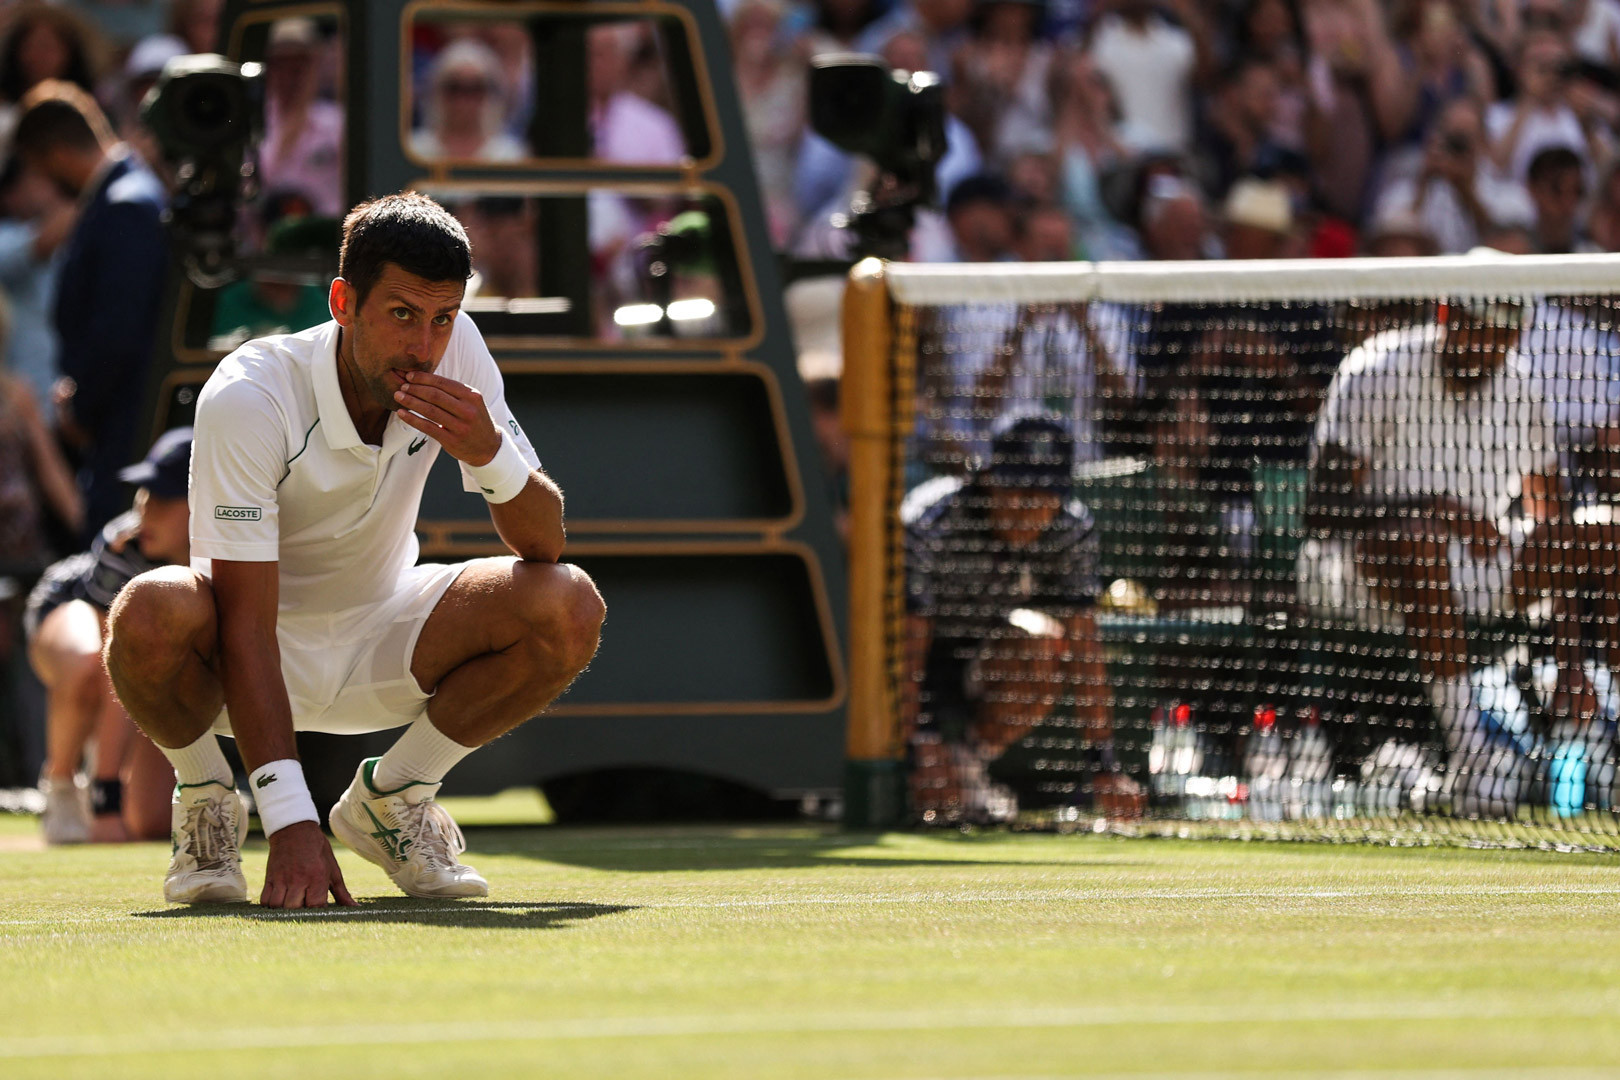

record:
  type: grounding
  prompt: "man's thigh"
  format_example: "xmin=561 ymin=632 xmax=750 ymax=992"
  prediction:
xmin=409 ymin=557 xmax=590 ymax=693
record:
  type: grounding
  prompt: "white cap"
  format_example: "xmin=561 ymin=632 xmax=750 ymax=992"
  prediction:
xmin=125 ymin=34 xmax=188 ymax=81
xmin=1222 ymin=177 xmax=1292 ymax=234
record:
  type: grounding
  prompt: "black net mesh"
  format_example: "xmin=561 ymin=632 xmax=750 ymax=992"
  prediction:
xmin=890 ymin=288 xmax=1620 ymax=847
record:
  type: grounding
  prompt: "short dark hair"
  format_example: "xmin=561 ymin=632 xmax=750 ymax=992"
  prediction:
xmin=338 ymin=192 xmax=472 ymax=305
xmin=13 ymin=80 xmax=112 ymax=157
xmin=1528 ymin=145 xmax=1583 ymax=187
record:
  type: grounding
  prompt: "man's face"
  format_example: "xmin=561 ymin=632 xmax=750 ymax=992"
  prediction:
xmin=1019 ymin=211 xmax=1073 ymax=261
xmin=988 ymin=483 xmax=1064 ymax=538
xmin=1145 ymin=196 xmax=1207 ymax=260
xmin=135 ymin=490 xmax=190 ymax=565
xmin=950 ymin=201 xmax=1013 ymax=260
xmin=1530 ymin=166 xmax=1584 ymax=229
xmin=331 ymin=263 xmax=465 ymax=414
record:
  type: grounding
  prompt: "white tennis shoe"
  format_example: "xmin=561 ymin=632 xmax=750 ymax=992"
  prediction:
xmin=329 ymin=759 xmax=488 ymax=899
xmin=165 ymin=781 xmax=248 ymax=904
xmin=39 ymin=773 xmax=90 ymax=845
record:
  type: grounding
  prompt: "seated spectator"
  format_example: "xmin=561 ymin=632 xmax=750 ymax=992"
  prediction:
xmin=953 ymin=0 xmax=1054 ymax=165
xmin=168 ymin=0 xmax=222 ymax=55
xmin=854 ymin=0 xmax=973 ymax=82
xmin=1085 ymin=0 xmax=1214 ymax=153
xmin=0 ymin=3 xmax=102 ymax=143
xmin=902 ymin=417 xmax=1143 ymax=823
xmin=1485 ymin=31 xmax=1602 ymax=185
xmin=731 ymin=0 xmax=807 ymax=247
xmin=1371 ymin=96 xmax=1535 ymax=255
xmin=459 ymin=197 xmax=538 ymax=300
xmin=1298 ymin=300 xmax=1570 ymax=815
xmin=259 ymin=18 xmax=345 ymax=217
xmin=1137 ymin=173 xmax=1211 ymax=260
xmin=1049 ymin=49 xmax=1154 ymax=261
xmin=1015 ymin=201 xmax=1077 ymax=261
xmin=943 ymin=172 xmax=1016 ymax=261
xmin=412 ymin=38 xmax=526 ymax=162
xmin=0 ymin=155 xmax=74 ymax=416
xmin=588 ymin=23 xmax=685 ymax=163
xmin=1220 ymin=175 xmax=1296 ymax=258
xmin=26 ymin=428 xmax=187 ymax=844
xmin=1202 ymin=55 xmax=1298 ymax=198
xmin=1526 ymin=145 xmax=1598 ymax=252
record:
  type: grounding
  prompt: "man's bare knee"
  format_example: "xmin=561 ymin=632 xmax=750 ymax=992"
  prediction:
xmin=105 ymin=568 xmax=215 ymax=676
xmin=512 ymin=562 xmax=604 ymax=674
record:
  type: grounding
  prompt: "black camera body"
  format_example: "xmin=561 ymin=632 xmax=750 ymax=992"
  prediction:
xmin=808 ymin=54 xmax=947 ymax=260
xmin=141 ymin=55 xmax=265 ymax=287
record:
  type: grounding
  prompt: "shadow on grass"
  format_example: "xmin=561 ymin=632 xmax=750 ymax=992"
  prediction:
xmin=465 ymin=825 xmax=1139 ymax=873
xmin=131 ymin=898 xmax=637 ymax=929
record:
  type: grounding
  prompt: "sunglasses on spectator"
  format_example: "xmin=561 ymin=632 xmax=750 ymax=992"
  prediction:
xmin=442 ymin=79 xmax=491 ymax=96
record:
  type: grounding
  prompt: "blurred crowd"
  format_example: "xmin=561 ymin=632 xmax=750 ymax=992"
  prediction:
xmin=725 ymin=0 xmax=1620 ymax=261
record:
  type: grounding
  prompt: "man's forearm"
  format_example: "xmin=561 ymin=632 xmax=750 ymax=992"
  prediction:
xmin=489 ymin=471 xmax=567 ymax=562
xmin=217 ymin=621 xmax=297 ymax=773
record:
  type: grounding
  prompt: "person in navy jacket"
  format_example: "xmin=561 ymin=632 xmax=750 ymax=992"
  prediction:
xmin=14 ymin=79 xmax=167 ymax=542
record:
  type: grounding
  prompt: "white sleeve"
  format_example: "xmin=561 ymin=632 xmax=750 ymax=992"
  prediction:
xmin=447 ymin=313 xmax=541 ymax=494
xmin=188 ymin=370 xmax=287 ymax=563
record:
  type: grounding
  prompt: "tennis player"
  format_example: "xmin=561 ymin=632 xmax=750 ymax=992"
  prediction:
xmin=105 ymin=193 xmax=604 ymax=908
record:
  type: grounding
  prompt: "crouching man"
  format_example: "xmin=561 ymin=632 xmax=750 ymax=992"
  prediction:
xmin=105 ymin=194 xmax=604 ymax=908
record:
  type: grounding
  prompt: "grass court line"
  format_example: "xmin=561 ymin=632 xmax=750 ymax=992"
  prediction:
xmin=5 ymin=882 xmax=1620 ymax=927
xmin=1 ymin=1000 xmax=1614 ymax=1060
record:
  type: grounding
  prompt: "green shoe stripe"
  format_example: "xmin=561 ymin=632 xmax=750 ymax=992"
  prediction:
xmin=360 ymin=757 xmax=436 ymax=797
xmin=175 ymin=780 xmax=233 ymax=792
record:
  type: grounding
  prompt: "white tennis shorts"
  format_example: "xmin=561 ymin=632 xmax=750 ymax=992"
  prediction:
xmin=211 ymin=561 xmax=469 ymax=737
xmin=1296 ymin=528 xmax=1526 ymax=631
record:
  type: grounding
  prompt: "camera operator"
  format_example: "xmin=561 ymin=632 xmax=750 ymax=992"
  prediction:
xmin=1371 ymin=97 xmax=1533 ymax=254
xmin=1486 ymin=30 xmax=1607 ymax=185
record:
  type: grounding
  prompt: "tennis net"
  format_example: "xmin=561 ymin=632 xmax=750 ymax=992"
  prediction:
xmin=842 ymin=254 xmax=1620 ymax=849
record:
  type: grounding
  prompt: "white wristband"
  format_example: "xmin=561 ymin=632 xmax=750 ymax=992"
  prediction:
xmin=248 ymin=759 xmax=319 ymax=837
xmin=466 ymin=432 xmax=530 ymax=504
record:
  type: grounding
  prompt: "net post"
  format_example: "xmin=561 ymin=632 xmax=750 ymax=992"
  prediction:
xmin=841 ymin=257 xmax=906 ymax=828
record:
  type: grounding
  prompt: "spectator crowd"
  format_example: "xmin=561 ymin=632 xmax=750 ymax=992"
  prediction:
xmin=724 ymin=0 xmax=1620 ymax=262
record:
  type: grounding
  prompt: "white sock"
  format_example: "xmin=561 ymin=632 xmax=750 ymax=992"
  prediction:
xmin=161 ymin=734 xmax=232 ymax=788
xmin=1426 ymin=673 xmax=1478 ymax=750
xmin=371 ymin=715 xmax=475 ymax=792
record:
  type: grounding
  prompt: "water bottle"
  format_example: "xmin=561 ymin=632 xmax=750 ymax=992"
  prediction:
xmin=1286 ymin=707 xmax=1333 ymax=821
xmin=1244 ymin=705 xmax=1288 ymax=822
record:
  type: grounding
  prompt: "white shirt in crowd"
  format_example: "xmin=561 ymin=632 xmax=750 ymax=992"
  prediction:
xmin=1484 ymin=101 xmax=1592 ymax=184
xmin=1086 ymin=14 xmax=1195 ymax=152
xmin=1313 ymin=323 xmax=1558 ymax=525
xmin=1370 ymin=169 xmax=1534 ymax=255
xmin=189 ymin=314 xmax=540 ymax=614
xmin=918 ymin=302 xmax=1139 ymax=468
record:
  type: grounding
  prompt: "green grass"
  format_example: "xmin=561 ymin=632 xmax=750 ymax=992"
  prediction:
xmin=4 ymin=813 xmax=1620 ymax=1079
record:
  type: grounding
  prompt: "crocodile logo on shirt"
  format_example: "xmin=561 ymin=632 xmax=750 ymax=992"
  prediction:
xmin=407 ymin=437 xmax=428 ymax=455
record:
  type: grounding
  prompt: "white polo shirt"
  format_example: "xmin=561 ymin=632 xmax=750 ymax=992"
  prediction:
xmin=189 ymin=313 xmax=539 ymax=614
xmin=1314 ymin=324 xmax=1558 ymax=525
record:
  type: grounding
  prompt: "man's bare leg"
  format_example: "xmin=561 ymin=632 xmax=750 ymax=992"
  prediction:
xmin=104 ymin=568 xmax=247 ymax=904
xmin=103 ymin=567 xmax=231 ymax=782
xmin=410 ymin=558 xmax=605 ymax=744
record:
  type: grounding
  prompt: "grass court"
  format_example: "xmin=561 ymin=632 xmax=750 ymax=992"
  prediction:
xmin=3 ymin=810 xmax=1620 ymax=1079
